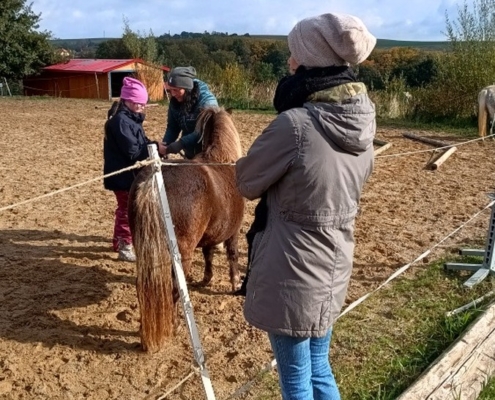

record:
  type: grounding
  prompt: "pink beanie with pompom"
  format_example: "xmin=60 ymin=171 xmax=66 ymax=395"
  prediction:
xmin=120 ymin=77 xmax=148 ymax=104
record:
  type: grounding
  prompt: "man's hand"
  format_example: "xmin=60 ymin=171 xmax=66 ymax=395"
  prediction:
xmin=165 ymin=141 xmax=184 ymax=154
xmin=157 ymin=142 xmax=167 ymax=156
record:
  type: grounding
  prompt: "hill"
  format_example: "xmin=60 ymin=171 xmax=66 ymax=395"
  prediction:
xmin=50 ymin=36 xmax=450 ymax=52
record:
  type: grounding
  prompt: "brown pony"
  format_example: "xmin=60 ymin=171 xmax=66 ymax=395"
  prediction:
xmin=128 ymin=107 xmax=245 ymax=352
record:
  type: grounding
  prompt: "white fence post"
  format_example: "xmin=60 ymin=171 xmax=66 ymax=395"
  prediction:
xmin=147 ymin=144 xmax=216 ymax=400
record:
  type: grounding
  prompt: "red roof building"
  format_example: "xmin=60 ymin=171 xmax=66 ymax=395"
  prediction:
xmin=23 ymin=59 xmax=170 ymax=101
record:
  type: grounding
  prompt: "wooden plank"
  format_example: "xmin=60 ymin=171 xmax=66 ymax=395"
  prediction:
xmin=397 ymin=302 xmax=495 ymax=400
xmin=374 ymin=142 xmax=392 ymax=156
xmin=403 ymin=132 xmax=452 ymax=148
xmin=428 ymin=147 xmax=457 ymax=170
xmin=373 ymin=138 xmax=389 ymax=146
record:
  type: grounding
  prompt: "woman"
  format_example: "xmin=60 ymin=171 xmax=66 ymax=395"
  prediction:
xmin=162 ymin=66 xmax=218 ymax=159
xmin=235 ymin=13 xmax=377 ymax=399
xmin=103 ymin=77 xmax=166 ymax=261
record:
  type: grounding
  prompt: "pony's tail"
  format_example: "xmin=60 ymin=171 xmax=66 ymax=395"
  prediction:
xmin=131 ymin=174 xmax=175 ymax=352
xmin=479 ymin=90 xmax=488 ymax=137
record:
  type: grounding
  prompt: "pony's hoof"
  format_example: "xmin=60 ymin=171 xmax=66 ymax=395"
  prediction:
xmin=231 ymin=281 xmax=242 ymax=293
xmin=190 ymin=277 xmax=212 ymax=288
xmin=200 ymin=276 xmax=213 ymax=286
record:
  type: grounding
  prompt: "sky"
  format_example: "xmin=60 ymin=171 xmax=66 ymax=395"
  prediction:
xmin=29 ymin=0 xmax=461 ymax=42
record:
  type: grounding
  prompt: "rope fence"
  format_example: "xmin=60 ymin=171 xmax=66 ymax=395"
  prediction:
xmin=0 ymin=159 xmax=235 ymax=213
xmin=375 ymin=133 xmax=494 ymax=159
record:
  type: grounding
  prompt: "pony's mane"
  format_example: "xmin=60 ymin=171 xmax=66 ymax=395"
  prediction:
xmin=196 ymin=107 xmax=242 ymax=163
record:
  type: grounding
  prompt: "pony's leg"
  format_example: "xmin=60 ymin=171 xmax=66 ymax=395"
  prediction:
xmin=200 ymin=246 xmax=215 ymax=286
xmin=224 ymin=234 xmax=240 ymax=292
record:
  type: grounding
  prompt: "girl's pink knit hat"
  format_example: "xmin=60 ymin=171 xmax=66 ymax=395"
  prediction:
xmin=120 ymin=77 xmax=148 ymax=104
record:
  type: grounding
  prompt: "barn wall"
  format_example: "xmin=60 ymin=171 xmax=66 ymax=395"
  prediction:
xmin=67 ymin=74 xmax=108 ymax=99
xmin=24 ymin=72 xmax=109 ymax=100
xmin=133 ymin=63 xmax=164 ymax=102
xmin=23 ymin=72 xmax=67 ymax=97
xmin=23 ymin=60 xmax=165 ymax=101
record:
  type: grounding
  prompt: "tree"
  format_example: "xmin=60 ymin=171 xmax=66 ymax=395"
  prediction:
xmin=0 ymin=0 xmax=55 ymax=80
xmin=120 ymin=18 xmax=161 ymax=63
xmin=95 ymin=39 xmax=132 ymax=59
xmin=431 ymin=0 xmax=495 ymax=117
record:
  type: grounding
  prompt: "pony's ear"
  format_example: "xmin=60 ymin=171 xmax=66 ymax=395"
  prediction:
xmin=225 ymin=107 xmax=234 ymax=115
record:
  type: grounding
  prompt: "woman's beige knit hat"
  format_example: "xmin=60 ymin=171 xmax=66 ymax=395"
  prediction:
xmin=288 ymin=13 xmax=376 ymax=67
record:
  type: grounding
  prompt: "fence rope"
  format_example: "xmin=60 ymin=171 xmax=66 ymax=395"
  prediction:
xmin=152 ymin=369 xmax=197 ymax=400
xmin=375 ymin=133 xmax=494 ymax=159
xmin=338 ymin=198 xmax=495 ymax=318
xmin=0 ymin=160 xmax=237 ymax=213
xmin=0 ymin=160 xmax=155 ymax=212
xmin=0 ymin=133 xmax=488 ymax=213
xmin=161 ymin=161 xmax=235 ymax=167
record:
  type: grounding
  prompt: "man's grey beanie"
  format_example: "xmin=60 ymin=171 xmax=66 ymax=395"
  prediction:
xmin=288 ymin=13 xmax=376 ymax=67
xmin=167 ymin=66 xmax=196 ymax=90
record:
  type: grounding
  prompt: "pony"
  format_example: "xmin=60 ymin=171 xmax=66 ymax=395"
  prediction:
xmin=128 ymin=107 xmax=245 ymax=352
xmin=478 ymin=84 xmax=495 ymax=137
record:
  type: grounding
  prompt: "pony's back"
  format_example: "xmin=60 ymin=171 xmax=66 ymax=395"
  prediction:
xmin=195 ymin=107 xmax=242 ymax=163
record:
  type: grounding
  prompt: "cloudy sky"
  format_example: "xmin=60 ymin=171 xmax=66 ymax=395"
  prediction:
xmin=30 ymin=0 xmax=461 ymax=41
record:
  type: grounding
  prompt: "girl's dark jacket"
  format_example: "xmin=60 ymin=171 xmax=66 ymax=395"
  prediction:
xmin=103 ymin=106 xmax=154 ymax=192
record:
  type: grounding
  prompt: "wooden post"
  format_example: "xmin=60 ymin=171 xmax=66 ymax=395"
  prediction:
xmin=374 ymin=142 xmax=392 ymax=156
xmin=373 ymin=138 xmax=389 ymax=146
xmin=373 ymin=138 xmax=393 ymax=156
xmin=397 ymin=302 xmax=495 ymax=400
xmin=403 ymin=132 xmax=451 ymax=148
xmin=429 ymin=147 xmax=457 ymax=170
xmin=4 ymin=77 xmax=12 ymax=96
xmin=94 ymin=73 xmax=100 ymax=99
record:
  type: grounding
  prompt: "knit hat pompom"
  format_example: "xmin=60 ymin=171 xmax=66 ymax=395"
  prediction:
xmin=167 ymin=66 xmax=197 ymax=90
xmin=120 ymin=77 xmax=148 ymax=104
xmin=288 ymin=13 xmax=376 ymax=68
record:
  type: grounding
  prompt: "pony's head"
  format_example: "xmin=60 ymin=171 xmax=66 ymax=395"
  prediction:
xmin=195 ymin=107 xmax=242 ymax=163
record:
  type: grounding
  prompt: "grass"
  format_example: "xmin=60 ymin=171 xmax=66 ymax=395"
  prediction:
xmin=479 ymin=378 xmax=495 ymax=399
xmin=376 ymin=116 xmax=479 ymax=137
xmin=250 ymin=252 xmax=495 ymax=399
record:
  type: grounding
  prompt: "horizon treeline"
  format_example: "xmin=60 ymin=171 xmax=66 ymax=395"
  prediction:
xmin=51 ymin=32 xmax=444 ymax=92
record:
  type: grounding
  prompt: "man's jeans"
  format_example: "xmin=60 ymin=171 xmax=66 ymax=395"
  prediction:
xmin=268 ymin=329 xmax=340 ymax=400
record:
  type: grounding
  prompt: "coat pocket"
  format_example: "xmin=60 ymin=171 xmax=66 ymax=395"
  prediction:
xmin=280 ymin=280 xmax=332 ymax=333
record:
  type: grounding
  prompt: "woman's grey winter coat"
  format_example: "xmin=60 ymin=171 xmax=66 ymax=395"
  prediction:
xmin=236 ymin=82 xmax=376 ymax=337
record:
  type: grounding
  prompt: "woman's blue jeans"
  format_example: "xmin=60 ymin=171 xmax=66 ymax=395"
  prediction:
xmin=268 ymin=329 xmax=340 ymax=400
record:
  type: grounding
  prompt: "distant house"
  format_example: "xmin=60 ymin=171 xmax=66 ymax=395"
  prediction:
xmin=54 ymin=48 xmax=71 ymax=58
xmin=23 ymin=59 xmax=170 ymax=101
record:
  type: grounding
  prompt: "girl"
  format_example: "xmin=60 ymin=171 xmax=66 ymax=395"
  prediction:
xmin=103 ymin=77 xmax=166 ymax=261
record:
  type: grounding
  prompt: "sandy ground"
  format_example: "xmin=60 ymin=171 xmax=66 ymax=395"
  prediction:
xmin=1 ymin=97 xmax=495 ymax=400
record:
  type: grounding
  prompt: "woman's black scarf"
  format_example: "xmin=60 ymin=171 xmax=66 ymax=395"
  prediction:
xmin=234 ymin=66 xmax=357 ymax=296
xmin=274 ymin=65 xmax=357 ymax=113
